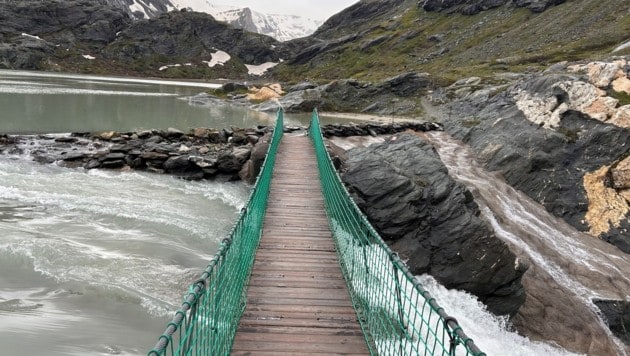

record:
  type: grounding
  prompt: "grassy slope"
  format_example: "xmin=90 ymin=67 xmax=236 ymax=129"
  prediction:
xmin=273 ymin=0 xmax=630 ymax=84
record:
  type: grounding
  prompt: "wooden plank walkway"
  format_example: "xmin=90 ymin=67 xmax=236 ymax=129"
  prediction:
xmin=232 ymin=134 xmax=369 ymax=355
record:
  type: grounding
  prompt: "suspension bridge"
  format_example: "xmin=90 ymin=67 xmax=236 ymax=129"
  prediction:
xmin=148 ymin=110 xmax=486 ymax=356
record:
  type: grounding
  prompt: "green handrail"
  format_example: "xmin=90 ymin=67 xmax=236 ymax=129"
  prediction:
xmin=148 ymin=109 xmax=284 ymax=356
xmin=309 ymin=109 xmax=486 ymax=356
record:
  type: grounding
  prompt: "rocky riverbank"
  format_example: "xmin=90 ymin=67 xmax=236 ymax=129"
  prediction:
xmin=0 ymin=127 xmax=271 ymax=183
xmin=440 ymin=59 xmax=630 ymax=255
xmin=0 ymin=122 xmax=444 ymax=184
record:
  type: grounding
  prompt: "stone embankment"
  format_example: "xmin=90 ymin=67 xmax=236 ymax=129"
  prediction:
xmin=0 ymin=121 xmax=443 ymax=184
xmin=0 ymin=127 xmax=271 ymax=183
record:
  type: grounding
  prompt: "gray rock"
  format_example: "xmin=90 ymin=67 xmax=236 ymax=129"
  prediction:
xmin=217 ymin=147 xmax=252 ymax=173
xmin=100 ymin=152 xmax=126 ymax=162
xmin=220 ymin=82 xmax=248 ymax=93
xmin=62 ymin=151 xmax=89 ymax=161
xmin=189 ymin=156 xmax=217 ymax=169
xmin=360 ymin=34 xmax=393 ymax=51
xmin=239 ymin=133 xmax=270 ymax=184
xmin=101 ymin=159 xmax=125 ymax=169
xmin=593 ymin=299 xmax=630 ymax=346
xmin=163 ymin=155 xmax=193 ymax=172
xmin=165 ymin=128 xmax=185 ymax=138
xmin=141 ymin=151 xmax=169 ymax=160
xmin=382 ymin=72 xmax=431 ymax=97
xmin=288 ymin=81 xmax=318 ymax=92
xmin=342 ymin=134 xmax=526 ymax=316
xmin=84 ymin=159 xmax=101 ymax=170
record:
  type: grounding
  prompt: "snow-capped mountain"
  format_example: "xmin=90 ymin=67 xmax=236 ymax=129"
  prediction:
xmin=109 ymin=0 xmax=322 ymax=41
xmin=170 ymin=1 xmax=323 ymax=41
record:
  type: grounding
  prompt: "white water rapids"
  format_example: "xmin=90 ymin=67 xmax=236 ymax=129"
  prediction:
xmin=0 ymin=156 xmax=248 ymax=355
xmin=423 ymin=131 xmax=630 ymax=355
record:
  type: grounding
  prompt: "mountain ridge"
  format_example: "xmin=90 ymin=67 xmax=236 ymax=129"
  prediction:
xmin=274 ymin=0 xmax=630 ymax=83
xmin=103 ymin=0 xmax=322 ymax=41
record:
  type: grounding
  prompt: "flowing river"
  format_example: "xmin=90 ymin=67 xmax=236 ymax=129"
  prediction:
xmin=0 ymin=70 xmax=349 ymax=355
xmin=1 ymin=70 xmax=626 ymax=355
xmin=424 ymin=131 xmax=630 ymax=355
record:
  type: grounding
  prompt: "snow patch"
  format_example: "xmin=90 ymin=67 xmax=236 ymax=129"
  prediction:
xmin=158 ymin=64 xmax=182 ymax=71
xmin=245 ymin=62 xmax=278 ymax=76
xmin=170 ymin=1 xmax=237 ymax=15
xmin=613 ymin=40 xmax=630 ymax=53
xmin=82 ymin=55 xmax=96 ymax=60
xmin=129 ymin=0 xmax=149 ymax=18
xmin=2 ymin=70 xmax=222 ymax=89
xmin=21 ymin=33 xmax=43 ymax=41
xmin=203 ymin=51 xmax=231 ymax=68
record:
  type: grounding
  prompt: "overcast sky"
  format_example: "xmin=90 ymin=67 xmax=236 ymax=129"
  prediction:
xmin=212 ymin=0 xmax=359 ymax=20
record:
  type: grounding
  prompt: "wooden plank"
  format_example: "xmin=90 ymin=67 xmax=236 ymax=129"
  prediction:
xmin=233 ymin=331 xmax=365 ymax=345
xmin=231 ymin=340 xmax=364 ymax=354
xmin=237 ymin=318 xmax=362 ymax=330
xmin=232 ymin=135 xmax=368 ymax=355
xmin=237 ymin=325 xmax=364 ymax=337
xmin=253 ymin=250 xmax=338 ymax=259
xmin=241 ymin=310 xmax=360 ymax=323
xmin=244 ymin=304 xmax=358 ymax=315
xmin=233 ymin=353 xmax=367 ymax=356
xmin=247 ymin=297 xmax=355 ymax=307
xmin=249 ymin=270 xmax=345 ymax=280
xmin=257 ymin=244 xmax=336 ymax=252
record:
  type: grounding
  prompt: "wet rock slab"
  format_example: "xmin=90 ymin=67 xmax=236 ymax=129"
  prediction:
xmin=340 ymin=133 xmax=527 ymax=316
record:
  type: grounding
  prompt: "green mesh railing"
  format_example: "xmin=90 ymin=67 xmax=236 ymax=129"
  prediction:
xmin=148 ymin=110 xmax=284 ymax=356
xmin=309 ymin=109 xmax=486 ymax=356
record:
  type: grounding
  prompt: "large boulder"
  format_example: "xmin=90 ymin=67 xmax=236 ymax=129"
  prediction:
xmin=239 ymin=133 xmax=270 ymax=184
xmin=217 ymin=146 xmax=252 ymax=174
xmin=342 ymin=133 xmax=527 ymax=316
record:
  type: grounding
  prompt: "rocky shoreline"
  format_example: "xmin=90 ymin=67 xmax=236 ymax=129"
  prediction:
xmin=0 ymin=122 xmax=444 ymax=184
xmin=1 ymin=127 xmax=271 ymax=183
